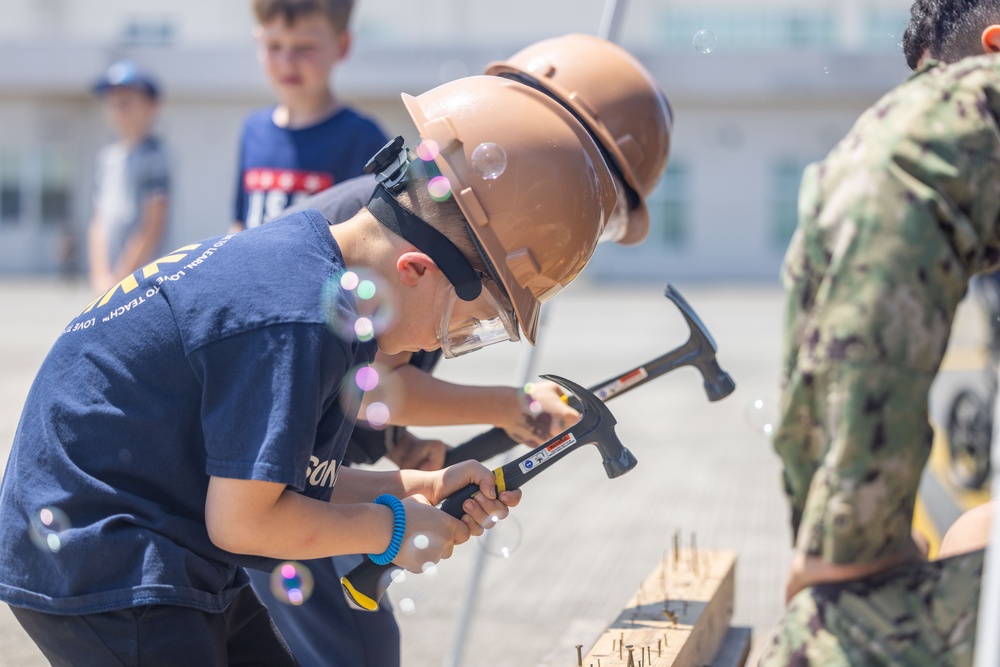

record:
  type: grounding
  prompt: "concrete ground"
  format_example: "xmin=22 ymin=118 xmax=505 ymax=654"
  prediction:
xmin=0 ymin=277 xmax=988 ymax=666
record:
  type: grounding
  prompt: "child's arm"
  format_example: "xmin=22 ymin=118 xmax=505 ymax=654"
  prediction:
xmin=362 ymin=355 xmax=579 ymax=446
xmin=87 ymin=212 xmax=115 ymax=294
xmin=205 ymin=461 xmax=519 ymax=571
xmin=112 ymin=193 xmax=168 ymax=280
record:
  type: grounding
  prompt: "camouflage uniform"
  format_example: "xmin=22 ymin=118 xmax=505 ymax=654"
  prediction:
xmin=760 ymin=56 xmax=1000 ymax=665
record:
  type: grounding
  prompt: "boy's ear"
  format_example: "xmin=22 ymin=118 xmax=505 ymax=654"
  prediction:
xmin=396 ymin=251 xmax=439 ymax=288
xmin=336 ymin=30 xmax=352 ymax=61
xmin=982 ymin=25 xmax=1000 ymax=54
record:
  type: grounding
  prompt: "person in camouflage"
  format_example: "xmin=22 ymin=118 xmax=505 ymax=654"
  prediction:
xmin=759 ymin=3 xmax=1000 ymax=664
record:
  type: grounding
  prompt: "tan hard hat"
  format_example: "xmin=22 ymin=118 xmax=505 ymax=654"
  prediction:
xmin=402 ymin=75 xmax=616 ymax=345
xmin=485 ymin=33 xmax=673 ymax=246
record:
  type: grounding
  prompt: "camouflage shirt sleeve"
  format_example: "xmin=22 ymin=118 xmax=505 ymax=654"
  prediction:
xmin=774 ymin=56 xmax=1000 ymax=565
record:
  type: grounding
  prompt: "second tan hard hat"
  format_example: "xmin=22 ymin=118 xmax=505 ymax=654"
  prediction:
xmin=485 ymin=33 xmax=673 ymax=246
xmin=401 ymin=75 xmax=616 ymax=345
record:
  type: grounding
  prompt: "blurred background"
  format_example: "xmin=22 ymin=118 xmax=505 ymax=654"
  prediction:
xmin=10 ymin=1 xmax=984 ymax=666
xmin=0 ymin=0 xmax=914 ymax=281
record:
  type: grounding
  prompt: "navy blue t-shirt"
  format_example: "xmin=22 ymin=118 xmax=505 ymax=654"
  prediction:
xmin=0 ymin=211 xmax=376 ymax=615
xmin=234 ymin=106 xmax=387 ymax=228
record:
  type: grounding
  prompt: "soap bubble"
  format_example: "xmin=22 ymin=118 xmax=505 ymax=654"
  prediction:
xmin=693 ymin=29 xmax=718 ymax=54
xmin=270 ymin=561 xmax=315 ymax=606
xmin=397 ymin=597 xmax=417 ymax=615
xmin=416 ymin=140 xmax=440 ymax=162
xmin=340 ymin=271 xmax=360 ymax=291
xmin=366 ymin=402 xmax=391 ymax=429
xmin=322 ymin=268 xmax=398 ymax=344
xmin=479 ymin=514 xmax=523 ymax=559
xmin=420 ymin=562 xmax=438 ymax=576
xmin=413 ymin=534 xmax=429 ymax=550
xmin=745 ymin=397 xmax=779 ymax=438
xmin=427 ymin=175 xmax=452 ymax=202
xmin=28 ymin=506 xmax=71 ymax=553
xmin=471 ymin=142 xmax=507 ymax=180
xmin=355 ymin=366 xmax=380 ymax=392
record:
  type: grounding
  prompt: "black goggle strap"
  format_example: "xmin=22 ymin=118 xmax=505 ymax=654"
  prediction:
xmin=366 ymin=184 xmax=482 ymax=302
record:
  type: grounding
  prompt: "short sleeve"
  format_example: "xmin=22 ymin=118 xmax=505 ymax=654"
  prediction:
xmin=140 ymin=144 xmax=170 ymax=198
xmin=187 ymin=322 xmax=350 ymax=490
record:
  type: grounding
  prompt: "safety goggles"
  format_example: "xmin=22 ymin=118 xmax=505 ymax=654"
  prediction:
xmin=436 ymin=273 xmax=519 ymax=358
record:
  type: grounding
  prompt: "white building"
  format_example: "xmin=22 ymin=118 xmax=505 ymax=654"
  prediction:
xmin=0 ymin=0 xmax=914 ymax=281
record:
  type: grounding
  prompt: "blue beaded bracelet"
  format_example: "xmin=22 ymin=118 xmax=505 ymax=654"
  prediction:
xmin=369 ymin=494 xmax=406 ymax=566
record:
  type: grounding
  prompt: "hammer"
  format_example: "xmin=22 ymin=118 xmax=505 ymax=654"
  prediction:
xmin=341 ymin=374 xmax=633 ymax=612
xmin=444 ymin=284 xmax=736 ymax=465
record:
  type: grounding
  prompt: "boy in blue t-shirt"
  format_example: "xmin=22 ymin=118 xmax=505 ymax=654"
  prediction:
xmin=0 ymin=75 xmax=617 ymax=665
xmin=232 ymin=0 xmax=386 ymax=231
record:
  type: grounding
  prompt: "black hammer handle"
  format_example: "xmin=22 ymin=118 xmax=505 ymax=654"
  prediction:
xmin=443 ymin=427 xmax=515 ymax=467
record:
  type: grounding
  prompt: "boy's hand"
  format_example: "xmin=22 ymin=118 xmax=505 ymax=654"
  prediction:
xmin=395 ymin=494 xmax=470 ymax=572
xmin=499 ymin=380 xmax=580 ymax=446
xmin=433 ymin=461 xmax=522 ymax=536
xmin=387 ymin=431 xmax=448 ymax=471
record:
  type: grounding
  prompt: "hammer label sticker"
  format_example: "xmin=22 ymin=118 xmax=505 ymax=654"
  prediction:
xmin=519 ymin=433 xmax=577 ymax=474
xmin=595 ymin=367 xmax=649 ymax=401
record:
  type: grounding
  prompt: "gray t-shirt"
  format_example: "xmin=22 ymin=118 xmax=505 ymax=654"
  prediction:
xmin=94 ymin=136 xmax=170 ymax=265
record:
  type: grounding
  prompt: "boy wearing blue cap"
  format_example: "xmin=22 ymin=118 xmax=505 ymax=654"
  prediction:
xmin=88 ymin=61 xmax=171 ymax=295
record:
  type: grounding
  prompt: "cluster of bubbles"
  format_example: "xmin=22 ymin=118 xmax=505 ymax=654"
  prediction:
xmin=693 ymin=29 xmax=718 ymax=54
xmin=341 ymin=363 xmax=392 ymax=429
xmin=388 ymin=567 xmax=421 ymax=617
xmin=415 ymin=139 xmax=509 ymax=203
xmin=28 ymin=506 xmax=71 ymax=554
xmin=270 ymin=561 xmax=315 ymax=606
xmin=745 ymin=397 xmax=779 ymax=439
xmin=322 ymin=269 xmax=397 ymax=345
xmin=522 ymin=382 xmax=543 ymax=415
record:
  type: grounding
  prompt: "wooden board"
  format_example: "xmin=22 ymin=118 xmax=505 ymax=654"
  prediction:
xmin=579 ymin=547 xmax=736 ymax=667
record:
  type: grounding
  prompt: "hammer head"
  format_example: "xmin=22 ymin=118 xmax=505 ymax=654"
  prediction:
xmin=539 ymin=373 xmax=637 ymax=479
xmin=664 ymin=284 xmax=736 ymax=402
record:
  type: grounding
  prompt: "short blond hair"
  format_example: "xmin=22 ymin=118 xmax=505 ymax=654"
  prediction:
xmin=252 ymin=0 xmax=354 ymax=33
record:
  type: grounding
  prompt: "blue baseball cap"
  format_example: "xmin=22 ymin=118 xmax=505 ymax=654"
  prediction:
xmin=92 ymin=61 xmax=160 ymax=99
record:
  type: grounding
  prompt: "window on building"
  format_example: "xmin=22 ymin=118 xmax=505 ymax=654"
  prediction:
xmin=39 ymin=149 xmax=72 ymax=225
xmin=120 ymin=18 xmax=176 ymax=47
xmin=771 ymin=160 xmax=809 ymax=251
xmin=648 ymin=162 xmax=688 ymax=248
xmin=0 ymin=151 xmax=20 ymax=224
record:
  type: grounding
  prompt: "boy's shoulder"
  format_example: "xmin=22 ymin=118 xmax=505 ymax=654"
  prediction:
xmin=315 ymin=105 xmax=385 ymax=140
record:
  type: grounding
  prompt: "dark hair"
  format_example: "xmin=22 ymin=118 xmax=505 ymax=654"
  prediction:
xmin=903 ymin=0 xmax=1000 ymax=69
xmin=252 ymin=0 xmax=354 ymax=33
